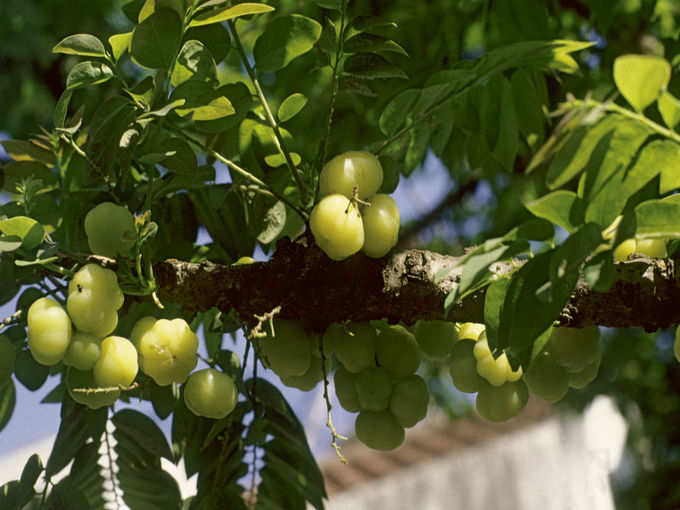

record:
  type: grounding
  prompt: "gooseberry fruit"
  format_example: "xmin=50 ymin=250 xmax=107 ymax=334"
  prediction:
xmin=389 ymin=374 xmax=428 ymax=428
xmin=334 ymin=364 xmax=360 ymax=412
xmin=375 ymin=325 xmax=420 ymax=378
xmin=184 ymin=368 xmax=238 ymax=419
xmin=67 ymin=264 xmax=124 ymax=338
xmin=355 ymin=410 xmax=404 ymax=451
xmin=457 ymin=322 xmax=485 ymax=341
xmin=259 ymin=320 xmax=312 ymax=378
xmin=548 ymin=326 xmax=600 ymax=372
xmin=475 ymin=380 xmax=528 ymax=422
xmin=27 ymin=297 xmax=72 ymax=366
xmin=524 ymin=350 xmax=569 ymax=402
xmin=324 ymin=322 xmax=376 ymax=374
xmin=568 ymin=357 xmax=601 ymax=389
xmin=361 ymin=194 xmax=400 ymax=258
xmin=414 ymin=320 xmax=458 ymax=360
xmin=281 ymin=356 xmax=331 ymax=392
xmin=63 ymin=331 xmax=101 ymax=371
xmin=636 ymin=238 xmax=667 ymax=258
xmin=133 ymin=317 xmax=198 ymax=386
xmin=448 ymin=339 xmax=487 ymax=393
xmin=613 ymin=238 xmax=636 ymax=262
xmin=93 ymin=336 xmax=138 ymax=388
xmin=310 ymin=194 xmax=364 ymax=261
xmin=354 ymin=367 xmax=393 ymax=411
xmin=319 ymin=151 xmax=383 ymax=200
xmin=66 ymin=367 xmax=120 ymax=409
xmin=84 ymin=202 xmax=136 ymax=257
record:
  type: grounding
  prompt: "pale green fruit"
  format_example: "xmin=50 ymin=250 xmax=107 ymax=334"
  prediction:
xmin=135 ymin=317 xmax=198 ymax=386
xmin=319 ymin=151 xmax=383 ymax=200
xmin=354 ymin=367 xmax=393 ymax=411
xmin=361 ymin=194 xmax=400 ymax=258
xmin=324 ymin=322 xmax=376 ymax=373
xmin=184 ymin=368 xmax=238 ymax=419
xmin=259 ymin=320 xmax=312 ymax=378
xmin=63 ymin=331 xmax=101 ymax=371
xmin=568 ymin=357 xmax=601 ymax=389
xmin=473 ymin=333 xmax=522 ymax=386
xmin=675 ymin=327 xmax=680 ymax=363
xmin=457 ymin=322 xmax=485 ymax=341
xmin=67 ymin=264 xmax=124 ymax=338
xmin=414 ymin=320 xmax=458 ymax=360
xmin=375 ymin=325 xmax=420 ymax=378
xmin=475 ymin=380 xmax=528 ymax=422
xmin=525 ymin=350 xmax=570 ymax=402
xmin=636 ymin=238 xmax=667 ymax=258
xmin=390 ymin=374 xmax=428 ymax=428
xmin=67 ymin=367 xmax=120 ymax=409
xmin=310 ymin=194 xmax=364 ymax=261
xmin=334 ymin=364 xmax=360 ymax=412
xmin=549 ymin=326 xmax=600 ymax=371
xmin=613 ymin=238 xmax=636 ymax=262
xmin=281 ymin=356 xmax=331 ymax=392
xmin=355 ymin=410 xmax=404 ymax=451
xmin=27 ymin=297 xmax=72 ymax=366
xmin=93 ymin=336 xmax=138 ymax=388
xmin=84 ymin=202 xmax=136 ymax=257
xmin=0 ymin=335 xmax=16 ymax=383
xmin=449 ymin=339 xmax=487 ymax=393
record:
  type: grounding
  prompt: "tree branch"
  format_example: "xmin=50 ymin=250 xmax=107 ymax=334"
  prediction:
xmin=152 ymin=235 xmax=680 ymax=333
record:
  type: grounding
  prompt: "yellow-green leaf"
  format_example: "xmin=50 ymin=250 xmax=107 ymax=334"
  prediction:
xmin=614 ymin=55 xmax=671 ymax=112
xmin=189 ymin=2 xmax=274 ymax=27
xmin=658 ymin=90 xmax=680 ymax=129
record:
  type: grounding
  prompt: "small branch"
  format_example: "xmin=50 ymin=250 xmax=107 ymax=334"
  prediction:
xmin=320 ymin=335 xmax=347 ymax=464
xmin=227 ymin=21 xmax=307 ymax=198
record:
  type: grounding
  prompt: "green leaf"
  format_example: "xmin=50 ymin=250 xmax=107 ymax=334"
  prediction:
xmin=583 ymin=251 xmax=615 ymax=293
xmin=254 ymin=14 xmax=322 ymax=73
xmin=344 ymin=33 xmax=408 ymax=56
xmin=635 ymin=195 xmax=680 ymax=238
xmin=455 ymin=245 xmax=513 ymax=300
xmin=484 ymin=278 xmax=512 ymax=351
xmin=171 ymin=40 xmax=218 ymax=87
xmin=161 ymin=138 xmax=198 ymax=174
xmin=493 ymin=77 xmax=520 ymax=170
xmin=53 ymin=89 xmax=73 ymax=129
xmin=0 ymin=140 xmax=56 ymax=165
xmin=277 ymin=93 xmax=308 ymax=122
xmin=53 ymin=34 xmax=107 ymax=57
xmin=66 ymin=61 xmax=114 ymax=89
xmin=525 ymin=190 xmax=581 ymax=233
xmin=112 ymin=409 xmax=174 ymax=462
xmin=183 ymin=23 xmax=231 ymax=63
xmin=0 ymin=217 xmax=45 ymax=250
xmin=264 ymin=153 xmax=302 ymax=168
xmin=379 ymin=89 xmax=419 ymax=136
xmin=503 ymin=218 xmax=555 ymax=242
xmin=131 ymin=8 xmax=183 ymax=69
xmin=658 ymin=91 xmax=680 ymax=130
xmin=314 ymin=0 xmax=341 ymax=8
xmin=658 ymin=142 xmax=680 ymax=194
xmin=614 ymin=54 xmax=671 ymax=112
xmin=109 ymin=32 xmax=133 ymax=61
xmin=126 ymin=76 xmax=156 ymax=109
xmin=19 ymin=454 xmax=42 ymax=500
xmin=189 ymin=2 xmax=274 ymax=27
xmin=404 ymin=123 xmax=431 ymax=174
xmin=0 ymin=380 xmax=16 ymax=433
xmin=344 ymin=53 xmax=408 ymax=80
xmin=172 ymin=81 xmax=235 ymax=121
xmin=511 ymin=70 xmax=545 ymax=144
xmin=549 ymin=223 xmax=602 ymax=291
xmin=14 ymin=350 xmax=48 ymax=391
xmin=46 ymin=402 xmax=91 ymax=477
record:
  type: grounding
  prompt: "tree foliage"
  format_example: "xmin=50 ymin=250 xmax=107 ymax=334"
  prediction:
xmin=1 ymin=0 xmax=680 ymax=508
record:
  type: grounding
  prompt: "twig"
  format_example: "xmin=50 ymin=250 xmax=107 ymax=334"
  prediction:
xmin=319 ymin=335 xmax=347 ymax=463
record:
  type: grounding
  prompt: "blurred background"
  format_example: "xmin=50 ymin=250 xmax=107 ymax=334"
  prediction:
xmin=1 ymin=0 xmax=680 ymax=508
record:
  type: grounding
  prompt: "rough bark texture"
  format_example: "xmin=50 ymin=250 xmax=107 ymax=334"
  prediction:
xmin=152 ymin=235 xmax=680 ymax=333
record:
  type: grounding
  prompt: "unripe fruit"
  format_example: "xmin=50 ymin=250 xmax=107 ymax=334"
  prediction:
xmin=473 ymin=333 xmax=522 ymax=387
xmin=449 ymin=339 xmax=486 ymax=393
xmin=375 ymin=325 xmax=421 ymax=378
xmin=414 ymin=320 xmax=458 ymax=360
xmin=63 ymin=331 xmax=101 ymax=371
xmin=84 ymin=202 xmax=136 ymax=257
xmin=475 ymin=380 xmax=528 ymax=422
xmin=319 ymin=151 xmax=383 ymax=200
xmin=390 ymin=374 xmax=428 ymax=428
xmin=636 ymin=238 xmax=667 ymax=258
xmin=259 ymin=320 xmax=312 ymax=378
xmin=93 ymin=336 xmax=138 ymax=388
xmin=613 ymin=238 xmax=636 ymax=262
xmin=568 ymin=357 xmax=601 ymax=389
xmin=310 ymin=194 xmax=364 ymax=261
xmin=675 ymin=326 xmax=680 ymax=363
xmin=355 ymin=410 xmax=404 ymax=451
xmin=324 ymin=322 xmax=376 ymax=374
xmin=67 ymin=264 xmax=124 ymax=338
xmin=184 ymin=368 xmax=238 ymax=419
xmin=134 ymin=317 xmax=198 ymax=386
xmin=0 ymin=335 xmax=16 ymax=382
xmin=354 ymin=367 xmax=393 ymax=411
xmin=457 ymin=322 xmax=485 ymax=341
xmin=525 ymin=350 xmax=569 ymax=402
xmin=549 ymin=326 xmax=600 ymax=372
xmin=281 ymin=356 xmax=331 ymax=392
xmin=67 ymin=368 xmax=120 ymax=409
xmin=361 ymin=194 xmax=400 ymax=258
xmin=27 ymin=297 xmax=72 ymax=366
xmin=334 ymin=364 xmax=360 ymax=412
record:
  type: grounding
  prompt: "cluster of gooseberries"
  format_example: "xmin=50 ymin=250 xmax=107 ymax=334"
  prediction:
xmin=310 ymin=151 xmax=400 ymax=260
xmin=23 ymin=203 xmax=239 ymax=419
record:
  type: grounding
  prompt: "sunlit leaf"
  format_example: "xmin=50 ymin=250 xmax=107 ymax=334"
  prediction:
xmin=254 ymin=14 xmax=322 ymax=72
xmin=53 ymin=34 xmax=107 ymax=57
xmin=189 ymin=2 xmax=274 ymax=27
xmin=277 ymin=93 xmax=308 ymax=122
xmin=614 ymin=54 xmax=671 ymax=112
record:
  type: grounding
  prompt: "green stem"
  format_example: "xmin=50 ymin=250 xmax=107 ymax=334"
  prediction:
xmin=227 ymin=20 xmax=307 ymax=198
xmin=316 ymin=0 xmax=348 ymax=202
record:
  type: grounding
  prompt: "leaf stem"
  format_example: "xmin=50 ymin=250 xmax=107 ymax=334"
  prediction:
xmin=226 ymin=20 xmax=307 ymax=198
